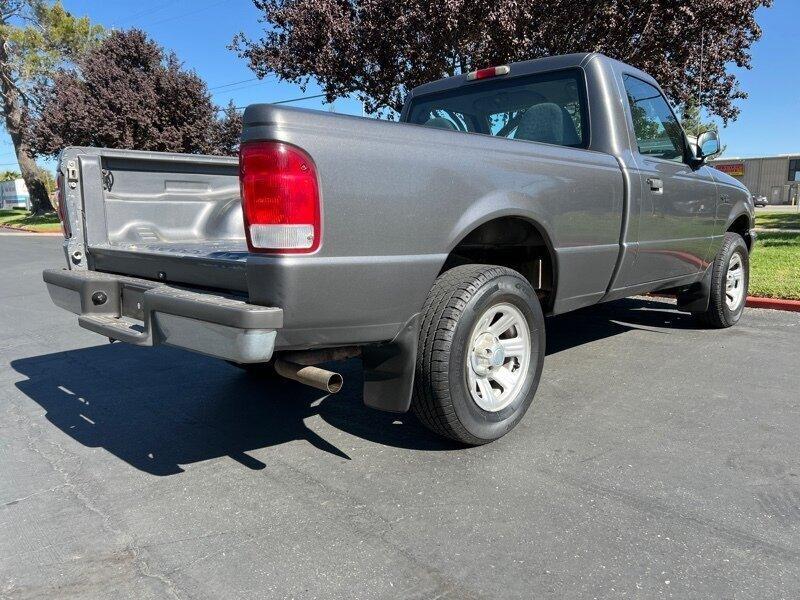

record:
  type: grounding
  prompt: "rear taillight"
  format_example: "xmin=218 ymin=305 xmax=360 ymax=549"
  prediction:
xmin=56 ymin=172 xmax=71 ymax=239
xmin=466 ymin=65 xmax=510 ymax=81
xmin=239 ymin=141 xmax=321 ymax=254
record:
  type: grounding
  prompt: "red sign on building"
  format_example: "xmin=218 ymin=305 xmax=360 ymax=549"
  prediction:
xmin=715 ymin=163 xmax=745 ymax=177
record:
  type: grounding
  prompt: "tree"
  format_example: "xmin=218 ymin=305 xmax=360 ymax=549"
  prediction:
xmin=680 ymin=102 xmax=718 ymax=138
xmin=211 ymin=100 xmax=243 ymax=156
xmin=36 ymin=164 xmax=53 ymax=189
xmin=680 ymin=102 xmax=726 ymax=157
xmin=32 ymin=29 xmax=219 ymax=156
xmin=0 ymin=169 xmax=19 ymax=180
xmin=234 ymin=0 xmax=771 ymax=121
xmin=0 ymin=1 xmax=102 ymax=213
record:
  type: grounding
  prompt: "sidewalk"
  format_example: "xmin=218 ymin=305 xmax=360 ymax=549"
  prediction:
xmin=0 ymin=226 xmax=61 ymax=236
xmin=754 ymin=227 xmax=800 ymax=233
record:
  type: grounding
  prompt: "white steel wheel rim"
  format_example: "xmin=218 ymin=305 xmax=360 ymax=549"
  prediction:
xmin=465 ymin=302 xmax=532 ymax=412
xmin=725 ymin=253 xmax=745 ymax=311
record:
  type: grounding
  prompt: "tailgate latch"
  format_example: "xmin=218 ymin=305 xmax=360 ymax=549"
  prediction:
xmin=66 ymin=160 xmax=79 ymax=189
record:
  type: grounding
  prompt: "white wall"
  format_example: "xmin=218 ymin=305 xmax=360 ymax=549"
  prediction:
xmin=0 ymin=178 xmax=30 ymax=209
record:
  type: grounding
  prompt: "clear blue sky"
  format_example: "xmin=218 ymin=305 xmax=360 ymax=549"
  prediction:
xmin=710 ymin=0 xmax=800 ymax=158
xmin=1 ymin=0 xmax=797 ymax=172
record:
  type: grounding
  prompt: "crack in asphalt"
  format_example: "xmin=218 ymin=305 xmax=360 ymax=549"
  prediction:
xmin=4 ymin=398 xmax=186 ymax=600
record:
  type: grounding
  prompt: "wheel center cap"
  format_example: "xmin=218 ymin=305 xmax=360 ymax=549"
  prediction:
xmin=470 ymin=332 xmax=505 ymax=376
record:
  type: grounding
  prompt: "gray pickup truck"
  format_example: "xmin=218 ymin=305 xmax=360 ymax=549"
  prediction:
xmin=44 ymin=53 xmax=754 ymax=445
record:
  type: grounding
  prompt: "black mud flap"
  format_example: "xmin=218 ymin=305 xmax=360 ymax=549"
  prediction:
xmin=361 ymin=314 xmax=420 ymax=413
xmin=676 ymin=264 xmax=713 ymax=313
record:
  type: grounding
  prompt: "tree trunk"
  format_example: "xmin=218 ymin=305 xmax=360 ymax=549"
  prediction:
xmin=0 ymin=35 xmax=53 ymax=214
xmin=17 ymin=142 xmax=51 ymax=213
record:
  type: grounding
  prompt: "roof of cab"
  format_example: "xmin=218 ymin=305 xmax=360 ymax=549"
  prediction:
xmin=406 ymin=52 xmax=657 ymax=100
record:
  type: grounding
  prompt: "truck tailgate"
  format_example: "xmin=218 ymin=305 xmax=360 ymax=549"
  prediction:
xmin=60 ymin=147 xmax=248 ymax=291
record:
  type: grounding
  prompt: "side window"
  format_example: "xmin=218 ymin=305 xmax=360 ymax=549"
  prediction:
xmin=623 ymin=75 xmax=686 ymax=162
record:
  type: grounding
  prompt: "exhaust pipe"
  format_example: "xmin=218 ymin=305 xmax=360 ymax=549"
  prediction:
xmin=274 ymin=359 xmax=344 ymax=394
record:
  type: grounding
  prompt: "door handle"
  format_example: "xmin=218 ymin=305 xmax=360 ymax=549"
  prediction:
xmin=646 ymin=177 xmax=663 ymax=194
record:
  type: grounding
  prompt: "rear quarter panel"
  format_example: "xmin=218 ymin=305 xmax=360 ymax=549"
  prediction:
xmin=242 ymin=106 xmax=624 ymax=348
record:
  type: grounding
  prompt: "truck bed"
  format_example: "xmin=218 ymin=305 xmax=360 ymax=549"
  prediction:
xmin=60 ymin=148 xmax=248 ymax=291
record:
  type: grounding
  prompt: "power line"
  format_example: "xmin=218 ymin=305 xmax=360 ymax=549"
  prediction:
xmin=215 ymin=93 xmax=328 ymax=113
xmin=209 ymin=77 xmax=260 ymax=91
xmin=125 ymin=0 xmax=182 ymax=24
xmin=272 ymin=93 xmax=326 ymax=105
xmin=142 ymin=0 xmax=233 ymax=27
xmin=211 ymin=80 xmax=273 ymax=97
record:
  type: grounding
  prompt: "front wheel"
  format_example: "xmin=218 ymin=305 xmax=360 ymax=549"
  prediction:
xmin=693 ymin=232 xmax=749 ymax=328
xmin=412 ymin=264 xmax=546 ymax=445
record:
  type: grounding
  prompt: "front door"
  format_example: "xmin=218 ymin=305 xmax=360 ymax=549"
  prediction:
xmin=622 ymin=75 xmax=718 ymax=282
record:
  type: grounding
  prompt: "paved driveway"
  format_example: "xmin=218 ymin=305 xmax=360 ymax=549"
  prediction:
xmin=2 ymin=235 xmax=799 ymax=599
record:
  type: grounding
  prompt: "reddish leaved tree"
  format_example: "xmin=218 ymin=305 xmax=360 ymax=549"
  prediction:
xmin=234 ymin=0 xmax=771 ymax=121
xmin=32 ymin=29 xmax=236 ymax=156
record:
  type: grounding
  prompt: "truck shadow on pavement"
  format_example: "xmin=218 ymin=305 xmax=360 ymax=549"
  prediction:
xmin=11 ymin=298 xmax=697 ymax=476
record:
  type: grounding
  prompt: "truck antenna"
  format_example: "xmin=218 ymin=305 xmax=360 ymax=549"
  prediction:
xmin=697 ymin=27 xmax=705 ymax=137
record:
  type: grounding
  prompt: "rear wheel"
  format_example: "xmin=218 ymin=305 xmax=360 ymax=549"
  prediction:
xmin=693 ymin=232 xmax=749 ymax=328
xmin=412 ymin=264 xmax=545 ymax=445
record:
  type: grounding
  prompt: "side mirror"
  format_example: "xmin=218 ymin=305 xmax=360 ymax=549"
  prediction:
xmin=696 ymin=130 xmax=721 ymax=159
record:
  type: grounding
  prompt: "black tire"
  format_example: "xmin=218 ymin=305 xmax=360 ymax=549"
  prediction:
xmin=693 ymin=232 xmax=749 ymax=328
xmin=412 ymin=264 xmax=546 ymax=445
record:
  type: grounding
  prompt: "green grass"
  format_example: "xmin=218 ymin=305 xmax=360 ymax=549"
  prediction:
xmin=750 ymin=231 xmax=800 ymax=300
xmin=0 ymin=208 xmax=61 ymax=232
xmin=755 ymin=210 xmax=800 ymax=231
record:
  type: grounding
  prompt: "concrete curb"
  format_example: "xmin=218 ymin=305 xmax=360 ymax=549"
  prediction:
xmin=649 ymin=293 xmax=800 ymax=313
xmin=0 ymin=224 xmax=62 ymax=236
xmin=746 ymin=296 xmax=800 ymax=312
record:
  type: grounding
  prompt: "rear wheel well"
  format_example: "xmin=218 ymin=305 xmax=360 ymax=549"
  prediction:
xmin=441 ymin=217 xmax=557 ymax=312
xmin=728 ymin=214 xmax=753 ymax=250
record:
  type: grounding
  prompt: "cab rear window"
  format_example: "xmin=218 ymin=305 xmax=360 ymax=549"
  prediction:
xmin=406 ymin=69 xmax=589 ymax=149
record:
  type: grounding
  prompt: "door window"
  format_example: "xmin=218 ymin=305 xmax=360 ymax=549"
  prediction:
xmin=623 ymin=75 xmax=686 ymax=162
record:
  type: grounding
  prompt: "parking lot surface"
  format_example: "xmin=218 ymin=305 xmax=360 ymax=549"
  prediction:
xmin=2 ymin=235 xmax=799 ymax=599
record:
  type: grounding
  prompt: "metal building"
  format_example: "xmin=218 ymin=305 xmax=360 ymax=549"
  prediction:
xmin=709 ymin=154 xmax=800 ymax=205
xmin=0 ymin=178 xmax=30 ymax=210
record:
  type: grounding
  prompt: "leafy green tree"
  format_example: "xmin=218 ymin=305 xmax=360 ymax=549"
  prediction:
xmin=0 ymin=1 xmax=103 ymax=213
xmin=0 ymin=169 xmax=20 ymax=181
xmin=36 ymin=165 xmax=54 ymax=191
xmin=680 ymin=102 xmax=718 ymax=138
xmin=211 ymin=100 xmax=243 ymax=156
xmin=679 ymin=102 xmax=726 ymax=156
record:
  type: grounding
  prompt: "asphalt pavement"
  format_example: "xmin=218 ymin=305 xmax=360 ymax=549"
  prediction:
xmin=2 ymin=235 xmax=799 ymax=599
